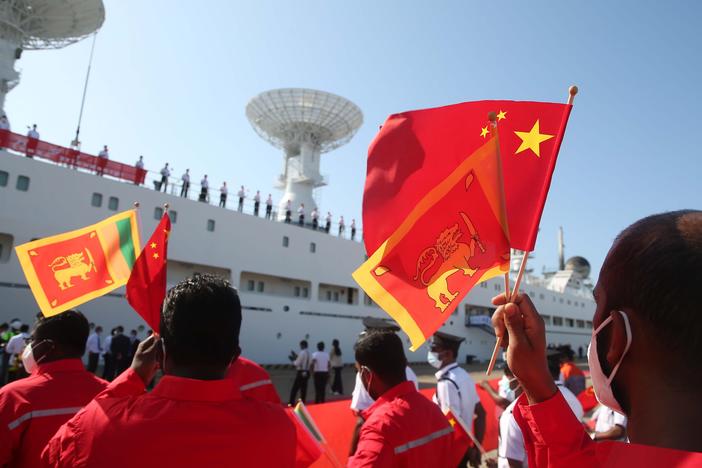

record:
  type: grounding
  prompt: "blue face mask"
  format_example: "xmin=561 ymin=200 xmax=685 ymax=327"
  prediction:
xmin=427 ymin=351 xmax=442 ymax=369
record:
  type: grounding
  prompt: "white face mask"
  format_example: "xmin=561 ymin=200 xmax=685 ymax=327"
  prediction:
xmin=427 ymin=351 xmax=442 ymax=369
xmin=587 ymin=311 xmax=632 ymax=415
xmin=21 ymin=340 xmax=51 ymax=374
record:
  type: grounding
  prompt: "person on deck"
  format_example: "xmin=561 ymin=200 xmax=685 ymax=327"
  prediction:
xmin=42 ymin=274 xmax=296 ymax=467
xmin=0 ymin=310 xmax=107 ymax=468
xmin=348 ymin=331 xmax=454 ymax=467
xmin=490 ymin=210 xmax=702 ymax=467
xmin=430 ymin=331 xmax=486 ymax=468
xmin=26 ymin=125 xmax=39 ymax=158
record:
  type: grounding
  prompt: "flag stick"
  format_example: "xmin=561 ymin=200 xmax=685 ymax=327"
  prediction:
xmin=510 ymin=251 xmax=529 ymax=300
xmin=322 ymin=442 xmax=344 ymax=468
xmin=568 ymin=85 xmax=578 ymax=105
xmin=133 ymin=201 xmax=143 ymax=244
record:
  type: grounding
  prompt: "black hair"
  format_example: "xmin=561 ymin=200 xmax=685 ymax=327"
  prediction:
xmin=19 ymin=324 xmax=29 ymax=333
xmin=33 ymin=310 xmax=89 ymax=357
xmin=116 ymin=326 xmax=124 ymax=334
xmin=0 ymin=322 xmax=8 ymax=330
xmin=354 ymin=331 xmax=407 ymax=383
xmin=160 ymin=273 xmax=241 ymax=368
xmin=317 ymin=341 xmax=325 ymax=351
xmin=95 ymin=326 xmax=103 ymax=333
xmin=547 ymin=353 xmax=562 ymax=380
xmin=332 ymin=339 xmax=341 ymax=356
xmin=602 ymin=210 xmax=702 ymax=363
xmin=300 ymin=340 xmax=308 ymax=349
xmin=130 ymin=329 xmax=137 ymax=335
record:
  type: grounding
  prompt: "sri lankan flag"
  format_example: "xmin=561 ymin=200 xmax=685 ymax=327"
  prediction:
xmin=15 ymin=210 xmax=141 ymax=317
xmin=288 ymin=401 xmax=324 ymax=467
xmin=353 ymin=134 xmax=510 ymax=350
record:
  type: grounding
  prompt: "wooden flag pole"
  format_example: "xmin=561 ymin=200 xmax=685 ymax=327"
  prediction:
xmin=568 ymin=85 xmax=579 ymax=105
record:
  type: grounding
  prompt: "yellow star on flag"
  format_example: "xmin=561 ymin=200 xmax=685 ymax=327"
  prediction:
xmin=497 ymin=110 xmax=507 ymax=121
xmin=153 ymin=252 xmax=159 ymax=259
xmin=514 ymin=120 xmax=554 ymax=157
xmin=480 ymin=126 xmax=489 ymax=138
xmin=150 ymin=242 xmax=157 ymax=249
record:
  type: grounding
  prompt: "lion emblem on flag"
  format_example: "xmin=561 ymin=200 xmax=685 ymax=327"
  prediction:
xmin=413 ymin=212 xmax=486 ymax=312
xmin=49 ymin=248 xmax=97 ymax=290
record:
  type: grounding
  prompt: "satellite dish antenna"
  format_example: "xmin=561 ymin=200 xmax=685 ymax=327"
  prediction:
xmin=0 ymin=0 xmax=105 ymax=112
xmin=246 ymin=88 xmax=363 ymax=220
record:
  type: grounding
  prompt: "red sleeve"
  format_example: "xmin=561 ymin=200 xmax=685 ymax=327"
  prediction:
xmin=347 ymin=422 xmax=394 ymax=468
xmin=0 ymin=387 xmax=29 ymax=466
xmin=513 ymin=391 xmax=596 ymax=468
xmin=95 ymin=368 xmax=146 ymax=399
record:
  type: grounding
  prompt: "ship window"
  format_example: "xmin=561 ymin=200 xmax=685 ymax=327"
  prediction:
xmin=480 ymin=282 xmax=487 ymax=288
xmin=108 ymin=196 xmax=119 ymax=211
xmin=0 ymin=233 xmax=13 ymax=263
xmin=542 ymin=314 xmax=552 ymax=325
xmin=494 ymin=284 xmax=501 ymax=291
xmin=364 ymin=294 xmax=373 ymax=306
xmin=559 ymin=298 xmax=564 ymax=304
xmin=302 ymin=287 xmax=309 ymax=298
xmin=565 ymin=318 xmax=574 ymax=327
xmin=91 ymin=193 xmax=103 ymax=207
xmin=576 ymin=319 xmax=585 ymax=328
xmin=310 ymin=242 xmax=316 ymax=253
xmin=539 ymin=293 xmax=545 ymax=300
xmin=154 ymin=207 xmax=163 ymax=219
xmin=326 ymin=291 xmax=332 ymax=301
xmin=16 ymin=175 xmax=29 ymax=191
xmin=257 ymin=281 xmax=264 ymax=293
xmin=282 ymin=236 xmax=289 ymax=247
xmin=553 ymin=316 xmax=563 ymax=326
xmin=207 ymin=219 xmax=215 ymax=232
xmin=586 ymin=320 xmax=593 ymax=328
xmin=169 ymin=210 xmax=177 ymax=223
xmin=582 ymin=302 xmax=586 ymax=308
xmin=247 ymin=280 xmax=254 ymax=291
xmin=333 ymin=291 xmax=340 ymax=302
xmin=0 ymin=170 xmax=8 ymax=186
xmin=567 ymin=300 xmax=571 ymax=305
xmin=294 ymin=286 xmax=301 ymax=297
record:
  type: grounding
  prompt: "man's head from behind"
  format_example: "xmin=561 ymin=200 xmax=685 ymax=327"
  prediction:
xmin=32 ymin=310 xmax=90 ymax=363
xmin=595 ymin=210 xmax=702 ymax=409
xmin=355 ymin=331 xmax=407 ymax=400
xmin=160 ymin=274 xmax=241 ymax=378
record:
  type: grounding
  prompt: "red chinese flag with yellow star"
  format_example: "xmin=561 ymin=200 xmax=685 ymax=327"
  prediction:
xmin=127 ymin=214 xmax=170 ymax=332
xmin=363 ymin=100 xmax=572 ymax=254
xmin=353 ymin=135 xmax=510 ymax=349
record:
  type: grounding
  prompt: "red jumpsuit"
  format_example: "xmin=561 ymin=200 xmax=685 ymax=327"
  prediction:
xmin=348 ymin=381 xmax=455 ymax=467
xmin=227 ymin=356 xmax=281 ymax=404
xmin=514 ymin=391 xmax=702 ymax=467
xmin=41 ymin=368 xmax=297 ymax=467
xmin=0 ymin=359 xmax=107 ymax=468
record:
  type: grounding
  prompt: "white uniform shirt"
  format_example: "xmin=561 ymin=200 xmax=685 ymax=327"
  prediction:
xmin=326 ymin=213 xmax=332 ymax=223
xmin=182 ymin=172 xmax=190 ymax=183
xmin=266 ymin=196 xmax=273 ymax=207
xmin=238 ymin=189 xmax=245 ymax=199
xmin=592 ymin=405 xmax=627 ymax=440
xmin=220 ymin=184 xmax=228 ymax=195
xmin=160 ymin=166 xmax=170 ymax=177
xmin=201 ymin=177 xmax=209 ymax=189
xmin=329 ymin=350 xmax=343 ymax=368
xmin=311 ymin=209 xmax=318 ymax=220
xmin=311 ymin=351 xmax=330 ymax=373
xmin=85 ymin=332 xmax=102 ymax=354
xmin=135 ymin=159 xmax=144 ymax=169
xmin=0 ymin=118 xmax=10 ymax=130
xmin=298 ymin=206 xmax=305 ymax=216
xmin=254 ymin=193 xmax=261 ymax=203
xmin=433 ymin=364 xmax=480 ymax=432
xmin=351 ymin=220 xmax=356 ymax=229
xmin=27 ymin=129 xmax=39 ymax=139
xmin=98 ymin=150 xmax=109 ymax=160
xmin=5 ymin=332 xmax=29 ymax=356
xmin=497 ymin=383 xmax=584 ymax=468
xmin=103 ymin=335 xmax=113 ymax=355
xmin=350 ymin=366 xmax=418 ymax=411
xmin=293 ymin=349 xmax=310 ymax=371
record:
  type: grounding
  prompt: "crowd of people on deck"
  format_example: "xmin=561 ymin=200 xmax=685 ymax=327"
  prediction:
xmin=0 ymin=210 xmax=701 ymax=467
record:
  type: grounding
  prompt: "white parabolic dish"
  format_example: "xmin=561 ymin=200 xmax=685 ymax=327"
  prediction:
xmin=246 ymin=88 xmax=363 ymax=153
xmin=2 ymin=0 xmax=105 ymax=49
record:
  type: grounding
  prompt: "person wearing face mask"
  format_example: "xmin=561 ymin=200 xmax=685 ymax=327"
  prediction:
xmin=430 ymin=331 xmax=486 ymax=468
xmin=491 ymin=210 xmax=702 ymax=466
xmin=348 ymin=331 xmax=454 ymax=467
xmin=480 ymin=365 xmax=520 ymax=411
xmin=0 ymin=310 xmax=107 ymax=468
xmin=42 ymin=274 xmax=297 ymax=467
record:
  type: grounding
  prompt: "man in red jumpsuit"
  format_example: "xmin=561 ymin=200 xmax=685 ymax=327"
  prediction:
xmin=0 ymin=310 xmax=107 ymax=468
xmin=41 ymin=274 xmax=297 ymax=467
xmin=227 ymin=355 xmax=281 ymax=404
xmin=348 ymin=331 xmax=454 ymax=467
xmin=491 ymin=210 xmax=702 ymax=467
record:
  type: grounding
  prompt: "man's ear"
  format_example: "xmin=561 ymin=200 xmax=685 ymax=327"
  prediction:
xmin=606 ymin=310 xmax=629 ymax=369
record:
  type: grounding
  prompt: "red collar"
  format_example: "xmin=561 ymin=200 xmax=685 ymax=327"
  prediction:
xmin=152 ymin=375 xmax=242 ymax=402
xmin=36 ymin=358 xmax=86 ymax=374
xmin=362 ymin=381 xmax=416 ymax=420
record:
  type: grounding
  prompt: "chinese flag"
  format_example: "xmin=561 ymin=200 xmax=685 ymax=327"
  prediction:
xmin=445 ymin=409 xmax=472 ymax=466
xmin=14 ymin=210 xmax=141 ymax=317
xmin=127 ymin=214 xmax=171 ymax=332
xmin=363 ymin=100 xmax=572 ymax=254
xmin=353 ymin=136 xmax=510 ymax=350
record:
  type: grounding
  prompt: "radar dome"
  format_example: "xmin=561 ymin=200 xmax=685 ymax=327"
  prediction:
xmin=565 ymin=256 xmax=591 ymax=278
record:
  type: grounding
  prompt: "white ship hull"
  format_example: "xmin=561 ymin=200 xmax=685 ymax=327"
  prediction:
xmin=0 ymin=152 xmax=595 ymax=364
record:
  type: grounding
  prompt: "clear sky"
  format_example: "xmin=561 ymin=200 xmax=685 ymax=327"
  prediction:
xmin=6 ymin=1 xmax=701 ymax=280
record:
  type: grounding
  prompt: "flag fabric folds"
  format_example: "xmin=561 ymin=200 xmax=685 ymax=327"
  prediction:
xmin=353 ymin=136 xmax=510 ymax=350
xmin=15 ymin=210 xmax=141 ymax=317
xmin=290 ymin=401 xmax=325 ymax=467
xmin=445 ymin=409 xmax=473 ymax=466
xmin=126 ymin=214 xmax=171 ymax=332
xmin=362 ymin=100 xmax=572 ymax=254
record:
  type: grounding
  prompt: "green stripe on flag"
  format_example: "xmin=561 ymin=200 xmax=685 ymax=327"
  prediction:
xmin=116 ymin=218 xmax=137 ymax=268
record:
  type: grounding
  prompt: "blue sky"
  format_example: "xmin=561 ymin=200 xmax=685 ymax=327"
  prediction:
xmin=6 ymin=1 xmax=701 ymax=279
